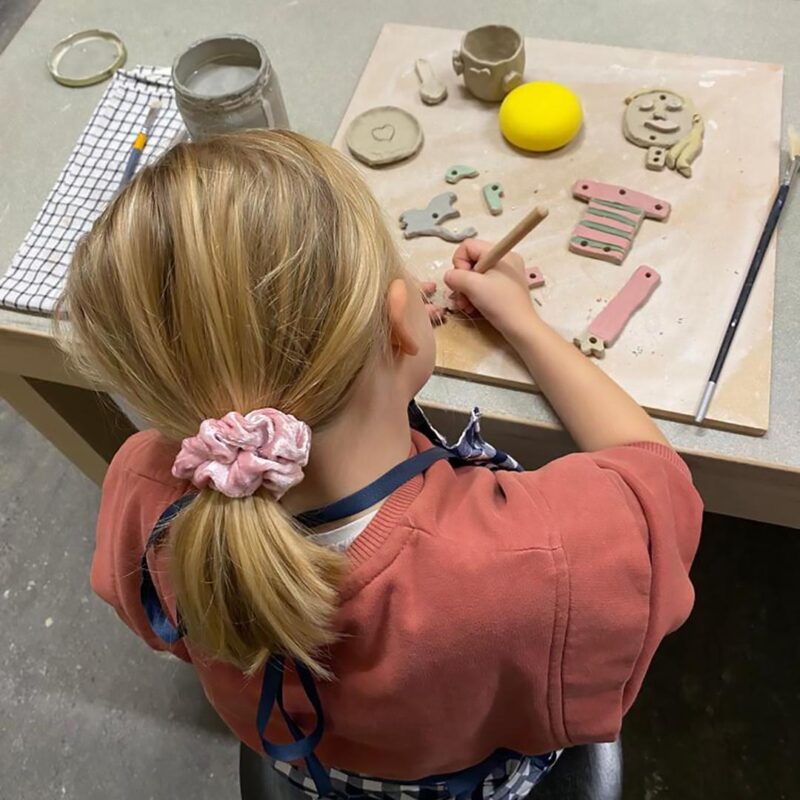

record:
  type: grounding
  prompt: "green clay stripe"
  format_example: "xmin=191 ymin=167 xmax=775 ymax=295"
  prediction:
xmin=593 ymin=198 xmax=645 ymax=216
xmin=570 ymin=236 xmax=626 ymax=254
xmin=585 ymin=207 xmax=639 ymax=228
xmin=580 ymin=220 xmax=634 ymax=240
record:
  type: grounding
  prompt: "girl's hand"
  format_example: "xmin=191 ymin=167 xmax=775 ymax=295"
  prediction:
xmin=443 ymin=239 xmax=536 ymax=336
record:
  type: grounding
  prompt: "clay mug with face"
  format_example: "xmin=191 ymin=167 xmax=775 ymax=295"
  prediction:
xmin=452 ymin=25 xmax=525 ymax=102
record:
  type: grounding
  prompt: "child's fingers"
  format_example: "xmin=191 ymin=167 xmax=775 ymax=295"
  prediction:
xmin=452 ymin=239 xmax=492 ymax=271
xmin=459 ymin=296 xmax=477 ymax=316
xmin=420 ymin=280 xmax=437 ymax=298
xmin=443 ymin=269 xmax=478 ymax=316
xmin=446 ymin=292 xmax=475 ymax=317
xmin=443 ymin=266 xmax=479 ymax=294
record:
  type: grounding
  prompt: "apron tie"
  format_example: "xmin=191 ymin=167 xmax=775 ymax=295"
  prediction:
xmin=139 ymin=401 xmax=534 ymax=798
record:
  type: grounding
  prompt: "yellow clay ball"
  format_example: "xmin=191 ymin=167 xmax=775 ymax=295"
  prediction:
xmin=499 ymin=81 xmax=583 ymax=152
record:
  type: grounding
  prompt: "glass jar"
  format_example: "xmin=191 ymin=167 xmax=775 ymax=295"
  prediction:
xmin=172 ymin=34 xmax=289 ymax=140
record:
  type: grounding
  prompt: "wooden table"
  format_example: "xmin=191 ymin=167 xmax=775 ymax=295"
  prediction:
xmin=1 ymin=0 xmax=799 ymax=526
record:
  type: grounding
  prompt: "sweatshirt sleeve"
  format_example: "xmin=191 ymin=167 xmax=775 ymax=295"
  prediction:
xmin=533 ymin=442 xmax=702 ymax=745
xmin=91 ymin=433 xmax=192 ymax=663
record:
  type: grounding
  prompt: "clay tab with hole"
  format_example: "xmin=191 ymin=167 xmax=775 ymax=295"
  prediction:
xmin=574 ymin=265 xmax=661 ymax=357
xmin=444 ymin=164 xmax=479 ymax=184
xmin=570 ymin=179 xmax=671 ymax=264
xmin=526 ymin=268 xmax=545 ymax=288
xmin=482 ymin=182 xmax=505 ymax=215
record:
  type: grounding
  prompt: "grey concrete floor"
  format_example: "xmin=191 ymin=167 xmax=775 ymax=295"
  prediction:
xmin=0 ymin=2 xmax=235 ymax=797
xmin=0 ymin=401 xmax=239 ymax=800
xmin=0 ymin=0 xmax=37 ymax=52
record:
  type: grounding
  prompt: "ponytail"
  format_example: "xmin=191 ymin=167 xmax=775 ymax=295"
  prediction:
xmin=170 ymin=491 xmax=345 ymax=675
xmin=58 ymin=129 xmax=404 ymax=676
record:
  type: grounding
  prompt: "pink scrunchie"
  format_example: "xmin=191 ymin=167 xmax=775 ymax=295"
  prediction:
xmin=172 ymin=409 xmax=311 ymax=499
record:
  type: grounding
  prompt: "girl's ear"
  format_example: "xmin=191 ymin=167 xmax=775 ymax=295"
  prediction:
xmin=387 ymin=278 xmax=420 ymax=357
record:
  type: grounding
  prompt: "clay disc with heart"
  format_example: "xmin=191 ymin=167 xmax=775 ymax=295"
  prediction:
xmin=345 ymin=106 xmax=423 ymax=167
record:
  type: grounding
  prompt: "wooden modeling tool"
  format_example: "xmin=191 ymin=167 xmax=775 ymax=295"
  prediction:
xmin=472 ymin=205 xmax=549 ymax=273
xmin=695 ymin=126 xmax=800 ymax=423
xmin=574 ymin=265 xmax=661 ymax=357
xmin=119 ymin=99 xmax=162 ymax=188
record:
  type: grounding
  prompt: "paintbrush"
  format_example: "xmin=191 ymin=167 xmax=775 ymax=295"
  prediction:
xmin=695 ymin=127 xmax=800 ymax=424
xmin=118 ymin=99 xmax=163 ymax=188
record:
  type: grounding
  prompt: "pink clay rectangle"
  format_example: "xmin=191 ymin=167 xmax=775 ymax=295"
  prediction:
xmin=569 ymin=240 xmax=626 ymax=265
xmin=572 ymin=180 xmax=671 ymax=220
xmin=588 ymin=265 xmax=661 ymax=343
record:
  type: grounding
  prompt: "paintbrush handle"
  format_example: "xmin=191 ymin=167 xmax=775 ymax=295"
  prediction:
xmin=472 ymin=206 xmax=549 ymax=274
xmin=709 ymin=180 xmax=790 ymax=382
xmin=696 ymin=171 xmax=794 ymax=422
xmin=119 ymin=144 xmax=144 ymax=188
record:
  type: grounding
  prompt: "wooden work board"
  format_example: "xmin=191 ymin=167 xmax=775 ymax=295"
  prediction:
xmin=331 ymin=23 xmax=784 ymax=435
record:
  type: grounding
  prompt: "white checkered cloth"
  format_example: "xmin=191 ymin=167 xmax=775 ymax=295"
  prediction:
xmin=272 ymin=751 xmax=562 ymax=800
xmin=0 ymin=66 xmax=185 ymax=314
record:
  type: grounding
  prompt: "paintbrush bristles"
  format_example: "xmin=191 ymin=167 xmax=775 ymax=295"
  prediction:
xmin=788 ymin=125 xmax=800 ymax=161
xmin=143 ymin=99 xmax=163 ymax=132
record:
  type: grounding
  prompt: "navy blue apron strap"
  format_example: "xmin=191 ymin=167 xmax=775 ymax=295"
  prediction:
xmin=140 ymin=493 xmax=196 ymax=644
xmin=256 ymin=663 xmax=516 ymax=799
xmin=296 ymin=446 xmax=450 ymax=527
xmin=143 ymin=437 xmax=455 ymax=642
xmin=142 ymin=435 xmax=520 ymax=796
xmin=257 ymin=655 xmax=335 ymax=797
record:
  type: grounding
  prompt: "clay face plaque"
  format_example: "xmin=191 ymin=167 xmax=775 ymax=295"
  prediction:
xmin=623 ymin=88 xmax=704 ymax=177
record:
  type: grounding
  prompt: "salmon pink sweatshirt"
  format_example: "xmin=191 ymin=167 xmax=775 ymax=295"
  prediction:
xmin=93 ymin=428 xmax=702 ymax=779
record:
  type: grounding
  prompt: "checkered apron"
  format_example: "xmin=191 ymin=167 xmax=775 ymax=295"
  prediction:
xmin=270 ymin=751 xmax=559 ymax=800
xmin=141 ymin=403 xmax=559 ymax=799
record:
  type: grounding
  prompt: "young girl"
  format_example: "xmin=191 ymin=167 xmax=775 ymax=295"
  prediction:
xmin=59 ymin=130 xmax=702 ymax=798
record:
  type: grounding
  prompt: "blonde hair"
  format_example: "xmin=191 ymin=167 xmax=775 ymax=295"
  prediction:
xmin=57 ymin=130 xmax=404 ymax=675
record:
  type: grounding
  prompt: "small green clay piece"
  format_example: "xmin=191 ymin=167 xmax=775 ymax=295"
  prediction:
xmin=580 ymin=219 xmax=634 ymax=240
xmin=444 ymin=164 xmax=479 ymax=184
xmin=482 ymin=182 xmax=504 ymax=215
